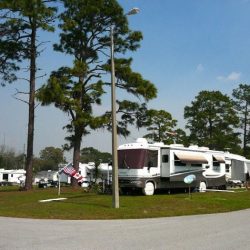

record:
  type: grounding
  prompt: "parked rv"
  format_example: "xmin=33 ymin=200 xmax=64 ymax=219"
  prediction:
xmin=225 ymin=152 xmax=250 ymax=185
xmin=0 ymin=169 xmax=26 ymax=186
xmin=118 ymin=138 xmax=228 ymax=195
xmin=34 ymin=170 xmax=58 ymax=184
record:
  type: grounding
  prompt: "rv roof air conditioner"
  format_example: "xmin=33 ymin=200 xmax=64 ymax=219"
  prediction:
xmin=153 ymin=142 xmax=164 ymax=146
xmin=136 ymin=138 xmax=148 ymax=146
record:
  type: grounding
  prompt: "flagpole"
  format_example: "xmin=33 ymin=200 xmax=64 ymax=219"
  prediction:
xmin=58 ymin=167 xmax=61 ymax=196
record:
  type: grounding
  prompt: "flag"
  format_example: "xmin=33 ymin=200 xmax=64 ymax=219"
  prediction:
xmin=61 ymin=164 xmax=76 ymax=177
xmin=60 ymin=164 xmax=85 ymax=183
xmin=72 ymin=172 xmax=84 ymax=183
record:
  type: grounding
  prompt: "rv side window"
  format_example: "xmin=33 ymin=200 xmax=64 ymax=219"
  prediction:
xmin=225 ymin=164 xmax=230 ymax=173
xmin=147 ymin=150 xmax=158 ymax=168
xmin=174 ymin=154 xmax=186 ymax=166
xmin=3 ymin=174 xmax=8 ymax=180
xmin=213 ymin=157 xmax=220 ymax=171
xmin=162 ymin=155 xmax=169 ymax=163
xmin=191 ymin=163 xmax=202 ymax=167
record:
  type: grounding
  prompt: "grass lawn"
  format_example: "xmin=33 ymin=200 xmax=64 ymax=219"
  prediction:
xmin=0 ymin=186 xmax=250 ymax=220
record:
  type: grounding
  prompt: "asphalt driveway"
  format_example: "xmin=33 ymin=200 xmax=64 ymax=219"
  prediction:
xmin=1 ymin=209 xmax=250 ymax=250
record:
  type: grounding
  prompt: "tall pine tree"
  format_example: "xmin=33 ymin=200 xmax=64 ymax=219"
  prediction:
xmin=37 ymin=0 xmax=157 ymax=187
xmin=0 ymin=0 xmax=57 ymax=190
xmin=232 ymin=84 xmax=250 ymax=157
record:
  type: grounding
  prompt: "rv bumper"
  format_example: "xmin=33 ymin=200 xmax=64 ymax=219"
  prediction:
xmin=119 ymin=178 xmax=144 ymax=188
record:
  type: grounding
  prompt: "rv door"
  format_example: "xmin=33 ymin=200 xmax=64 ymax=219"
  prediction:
xmin=231 ymin=159 xmax=247 ymax=181
xmin=161 ymin=149 xmax=170 ymax=177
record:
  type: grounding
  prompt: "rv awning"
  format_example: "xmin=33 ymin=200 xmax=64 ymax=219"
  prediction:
xmin=175 ymin=151 xmax=208 ymax=164
xmin=213 ymin=155 xmax=225 ymax=163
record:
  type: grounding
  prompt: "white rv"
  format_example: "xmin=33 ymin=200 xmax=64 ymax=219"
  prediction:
xmin=118 ymin=138 xmax=227 ymax=195
xmin=34 ymin=170 xmax=59 ymax=184
xmin=0 ymin=169 xmax=26 ymax=185
xmin=224 ymin=152 xmax=250 ymax=184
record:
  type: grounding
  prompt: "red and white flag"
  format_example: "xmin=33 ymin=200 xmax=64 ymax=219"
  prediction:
xmin=61 ymin=164 xmax=76 ymax=176
xmin=61 ymin=164 xmax=84 ymax=183
xmin=72 ymin=173 xmax=84 ymax=183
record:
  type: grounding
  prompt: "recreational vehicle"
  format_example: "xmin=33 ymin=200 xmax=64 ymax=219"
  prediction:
xmin=225 ymin=152 xmax=250 ymax=185
xmin=118 ymin=138 xmax=227 ymax=195
xmin=34 ymin=170 xmax=58 ymax=184
xmin=0 ymin=169 xmax=26 ymax=186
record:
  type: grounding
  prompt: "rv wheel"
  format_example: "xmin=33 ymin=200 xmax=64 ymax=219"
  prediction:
xmin=143 ymin=182 xmax=155 ymax=196
xmin=199 ymin=182 xmax=207 ymax=192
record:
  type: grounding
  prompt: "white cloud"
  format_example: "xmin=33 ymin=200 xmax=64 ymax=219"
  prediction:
xmin=216 ymin=72 xmax=241 ymax=82
xmin=196 ymin=64 xmax=204 ymax=72
xmin=228 ymin=72 xmax=241 ymax=81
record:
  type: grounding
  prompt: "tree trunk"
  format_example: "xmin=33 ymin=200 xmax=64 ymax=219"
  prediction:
xmin=243 ymin=102 xmax=248 ymax=156
xmin=208 ymin=119 xmax=213 ymax=148
xmin=71 ymin=75 xmax=85 ymax=188
xmin=24 ymin=22 xmax=36 ymax=191
xmin=71 ymin=124 xmax=82 ymax=188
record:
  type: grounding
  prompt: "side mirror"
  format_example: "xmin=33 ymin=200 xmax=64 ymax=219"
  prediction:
xmin=147 ymin=161 xmax=153 ymax=171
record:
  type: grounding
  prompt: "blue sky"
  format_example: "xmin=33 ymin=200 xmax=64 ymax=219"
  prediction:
xmin=1 ymin=0 xmax=250 ymax=160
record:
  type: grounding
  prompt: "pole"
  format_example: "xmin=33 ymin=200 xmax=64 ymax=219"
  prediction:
xmin=58 ymin=167 xmax=61 ymax=196
xmin=109 ymin=8 xmax=139 ymax=208
xmin=110 ymin=25 xmax=119 ymax=208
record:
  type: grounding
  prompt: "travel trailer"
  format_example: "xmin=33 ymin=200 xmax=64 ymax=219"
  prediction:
xmin=225 ymin=152 xmax=250 ymax=184
xmin=0 ymin=169 xmax=26 ymax=186
xmin=118 ymin=138 xmax=227 ymax=195
xmin=34 ymin=170 xmax=58 ymax=184
xmin=78 ymin=162 xmax=95 ymax=187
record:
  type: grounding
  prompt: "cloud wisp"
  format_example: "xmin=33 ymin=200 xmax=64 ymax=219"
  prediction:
xmin=217 ymin=72 xmax=241 ymax=82
xmin=196 ymin=64 xmax=204 ymax=72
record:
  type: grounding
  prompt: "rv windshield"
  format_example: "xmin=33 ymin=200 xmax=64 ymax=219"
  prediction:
xmin=118 ymin=149 xmax=147 ymax=169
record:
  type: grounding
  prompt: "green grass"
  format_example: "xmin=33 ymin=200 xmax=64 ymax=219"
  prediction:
xmin=0 ymin=186 xmax=250 ymax=220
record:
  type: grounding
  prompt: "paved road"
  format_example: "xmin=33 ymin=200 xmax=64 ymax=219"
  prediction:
xmin=1 ymin=209 xmax=250 ymax=250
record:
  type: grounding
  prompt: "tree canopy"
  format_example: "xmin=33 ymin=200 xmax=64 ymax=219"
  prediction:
xmin=143 ymin=109 xmax=177 ymax=144
xmin=0 ymin=145 xmax=24 ymax=170
xmin=232 ymin=84 xmax=250 ymax=157
xmin=184 ymin=90 xmax=241 ymax=152
xmin=38 ymin=146 xmax=65 ymax=171
xmin=81 ymin=147 xmax=111 ymax=164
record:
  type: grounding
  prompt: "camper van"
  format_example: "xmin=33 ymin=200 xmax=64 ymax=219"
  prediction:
xmin=118 ymin=138 xmax=227 ymax=195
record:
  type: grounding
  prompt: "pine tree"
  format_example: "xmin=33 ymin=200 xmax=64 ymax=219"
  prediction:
xmin=0 ymin=0 xmax=57 ymax=190
xmin=37 ymin=0 xmax=157 ymax=187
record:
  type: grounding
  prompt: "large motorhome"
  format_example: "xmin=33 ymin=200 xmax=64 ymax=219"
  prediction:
xmin=118 ymin=138 xmax=227 ymax=195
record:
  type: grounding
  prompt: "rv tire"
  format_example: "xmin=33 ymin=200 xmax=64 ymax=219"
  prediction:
xmin=143 ymin=182 xmax=155 ymax=196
